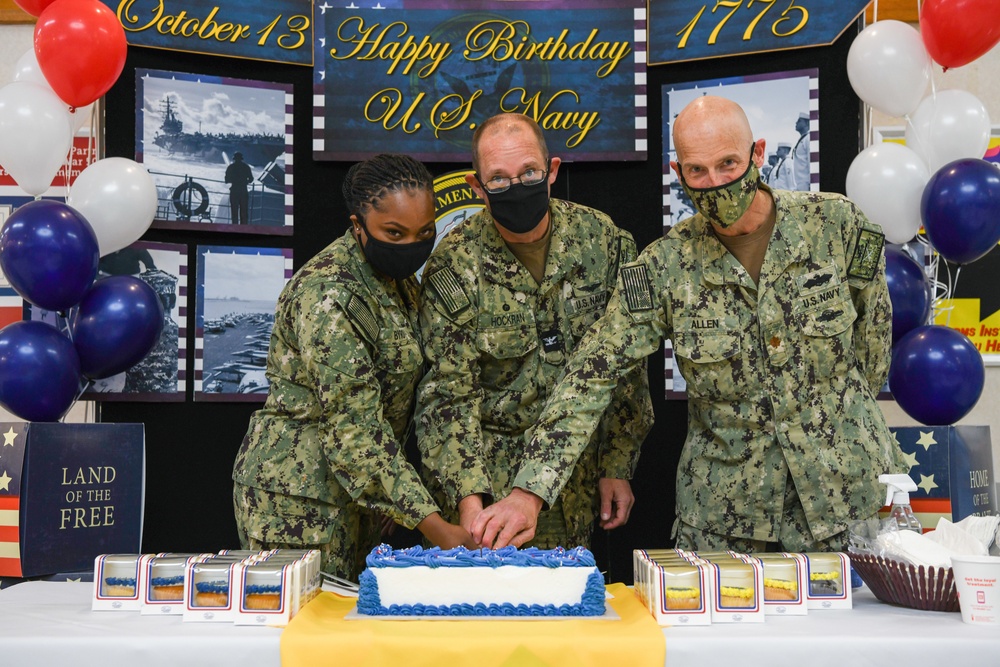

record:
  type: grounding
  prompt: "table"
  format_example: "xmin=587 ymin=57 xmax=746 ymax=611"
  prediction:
xmin=1 ymin=581 xmax=997 ymax=666
xmin=0 ymin=581 xmax=281 ymax=667
xmin=662 ymin=587 xmax=999 ymax=667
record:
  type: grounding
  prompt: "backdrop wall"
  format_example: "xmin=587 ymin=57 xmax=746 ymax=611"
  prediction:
xmin=2 ymin=18 xmax=997 ymax=583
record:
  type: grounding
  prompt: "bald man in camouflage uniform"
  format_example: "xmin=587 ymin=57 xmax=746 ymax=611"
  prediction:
xmin=492 ymin=97 xmax=906 ymax=552
xmin=417 ymin=113 xmax=652 ymax=551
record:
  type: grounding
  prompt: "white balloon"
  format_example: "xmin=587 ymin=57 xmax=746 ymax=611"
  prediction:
xmin=847 ymin=20 xmax=931 ymax=118
xmin=846 ymin=143 xmax=930 ymax=244
xmin=11 ymin=48 xmax=47 ymax=87
xmin=67 ymin=158 xmax=157 ymax=256
xmin=11 ymin=48 xmax=91 ymax=134
xmin=905 ymin=90 xmax=991 ymax=174
xmin=0 ymin=81 xmax=73 ymax=196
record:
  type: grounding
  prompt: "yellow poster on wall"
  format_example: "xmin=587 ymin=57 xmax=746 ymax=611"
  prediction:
xmin=934 ymin=298 xmax=1000 ymax=359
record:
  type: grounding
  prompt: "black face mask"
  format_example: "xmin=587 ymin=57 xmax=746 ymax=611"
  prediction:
xmin=486 ymin=183 xmax=550 ymax=234
xmin=356 ymin=218 xmax=434 ymax=280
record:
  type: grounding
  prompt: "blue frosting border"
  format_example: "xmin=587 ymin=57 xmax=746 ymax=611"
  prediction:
xmin=357 ymin=551 xmax=606 ymax=616
xmin=105 ymin=577 xmax=137 ymax=586
xmin=364 ymin=544 xmax=597 ymax=569
xmin=195 ymin=580 xmax=230 ymax=594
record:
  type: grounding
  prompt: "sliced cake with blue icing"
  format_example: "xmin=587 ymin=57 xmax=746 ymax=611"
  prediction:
xmin=357 ymin=544 xmax=606 ymax=616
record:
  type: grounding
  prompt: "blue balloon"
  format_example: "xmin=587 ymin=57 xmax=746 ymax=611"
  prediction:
xmin=921 ymin=158 xmax=1000 ymax=265
xmin=884 ymin=246 xmax=932 ymax=344
xmin=888 ymin=325 xmax=984 ymax=425
xmin=0 ymin=321 xmax=81 ymax=422
xmin=72 ymin=276 xmax=164 ymax=379
xmin=0 ymin=200 xmax=99 ymax=311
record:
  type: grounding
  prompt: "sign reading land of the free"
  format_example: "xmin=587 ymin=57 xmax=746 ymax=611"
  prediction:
xmin=313 ymin=0 xmax=647 ymax=162
xmin=647 ymin=0 xmax=870 ymax=65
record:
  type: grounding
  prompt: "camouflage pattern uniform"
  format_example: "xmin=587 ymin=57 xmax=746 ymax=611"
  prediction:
xmin=522 ymin=186 xmax=907 ymax=549
xmin=233 ymin=229 xmax=440 ymax=579
xmin=417 ymin=199 xmax=653 ymax=549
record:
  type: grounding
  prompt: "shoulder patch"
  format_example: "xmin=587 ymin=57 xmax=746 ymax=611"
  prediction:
xmin=425 ymin=268 xmax=470 ymax=316
xmin=346 ymin=295 xmax=379 ymax=344
xmin=847 ymin=227 xmax=885 ymax=282
xmin=620 ymin=264 xmax=654 ymax=312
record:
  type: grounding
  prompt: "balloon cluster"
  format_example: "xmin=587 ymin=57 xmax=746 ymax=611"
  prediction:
xmin=0 ymin=1 xmax=164 ymax=421
xmin=844 ymin=4 xmax=1000 ymax=426
xmin=0 ymin=202 xmax=164 ymax=421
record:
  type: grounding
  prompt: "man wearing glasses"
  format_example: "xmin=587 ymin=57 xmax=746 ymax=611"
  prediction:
xmin=416 ymin=113 xmax=652 ymax=551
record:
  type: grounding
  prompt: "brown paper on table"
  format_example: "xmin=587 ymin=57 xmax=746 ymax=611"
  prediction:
xmin=280 ymin=582 xmax=664 ymax=667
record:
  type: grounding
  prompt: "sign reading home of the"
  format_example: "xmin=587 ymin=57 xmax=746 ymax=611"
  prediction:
xmin=647 ymin=0 xmax=869 ymax=65
xmin=101 ymin=0 xmax=313 ymax=65
xmin=313 ymin=0 xmax=646 ymax=162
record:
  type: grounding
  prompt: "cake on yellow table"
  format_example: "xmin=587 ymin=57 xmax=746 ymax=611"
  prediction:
xmin=356 ymin=544 xmax=606 ymax=617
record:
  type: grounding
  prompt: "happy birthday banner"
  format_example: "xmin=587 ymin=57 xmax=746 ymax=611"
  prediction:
xmin=647 ymin=0 xmax=869 ymax=65
xmin=313 ymin=0 xmax=647 ymax=162
xmin=99 ymin=0 xmax=313 ymax=65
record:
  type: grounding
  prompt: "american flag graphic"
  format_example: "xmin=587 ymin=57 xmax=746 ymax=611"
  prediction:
xmin=887 ymin=426 xmax=996 ymax=530
xmin=0 ymin=424 xmax=28 ymax=577
xmin=0 ymin=281 xmax=23 ymax=332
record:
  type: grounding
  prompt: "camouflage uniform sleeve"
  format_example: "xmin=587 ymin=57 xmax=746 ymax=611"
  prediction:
xmin=416 ymin=260 xmax=493 ymax=507
xmin=514 ymin=251 xmax=667 ymax=505
xmin=841 ymin=198 xmax=892 ymax=393
xmin=302 ymin=296 xmax=439 ymax=529
xmin=594 ymin=230 xmax=654 ymax=480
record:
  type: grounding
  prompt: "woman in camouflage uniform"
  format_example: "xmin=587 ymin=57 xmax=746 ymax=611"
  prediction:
xmin=233 ymin=155 xmax=475 ymax=580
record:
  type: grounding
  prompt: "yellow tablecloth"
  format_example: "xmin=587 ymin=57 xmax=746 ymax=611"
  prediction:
xmin=280 ymin=582 xmax=664 ymax=667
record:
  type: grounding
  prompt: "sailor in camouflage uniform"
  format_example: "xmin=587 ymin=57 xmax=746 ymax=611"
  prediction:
xmin=508 ymin=97 xmax=907 ymax=552
xmin=233 ymin=155 xmax=474 ymax=579
xmin=417 ymin=114 xmax=653 ymax=550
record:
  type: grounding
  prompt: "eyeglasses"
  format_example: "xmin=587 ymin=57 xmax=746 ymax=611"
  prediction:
xmin=476 ymin=161 xmax=550 ymax=194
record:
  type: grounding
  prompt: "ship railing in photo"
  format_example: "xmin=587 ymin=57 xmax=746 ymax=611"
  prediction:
xmin=149 ymin=170 xmax=284 ymax=227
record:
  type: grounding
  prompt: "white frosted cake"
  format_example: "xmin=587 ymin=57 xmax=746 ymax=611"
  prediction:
xmin=357 ymin=544 xmax=606 ymax=616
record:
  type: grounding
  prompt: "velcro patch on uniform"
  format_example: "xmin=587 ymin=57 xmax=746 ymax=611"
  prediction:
xmin=847 ymin=228 xmax=884 ymax=282
xmin=346 ymin=295 xmax=379 ymax=344
xmin=620 ymin=264 xmax=653 ymax=312
xmin=425 ymin=268 xmax=470 ymax=316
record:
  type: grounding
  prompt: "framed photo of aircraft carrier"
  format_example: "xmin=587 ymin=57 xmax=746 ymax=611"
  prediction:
xmin=136 ymin=68 xmax=293 ymax=236
xmin=193 ymin=245 xmax=292 ymax=402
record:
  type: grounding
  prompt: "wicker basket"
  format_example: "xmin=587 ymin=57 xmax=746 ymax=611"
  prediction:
xmin=848 ymin=553 xmax=959 ymax=612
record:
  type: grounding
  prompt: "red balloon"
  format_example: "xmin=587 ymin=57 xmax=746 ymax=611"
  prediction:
xmin=33 ymin=0 xmax=127 ymax=109
xmin=920 ymin=0 xmax=1000 ymax=70
xmin=12 ymin=0 xmax=58 ymax=16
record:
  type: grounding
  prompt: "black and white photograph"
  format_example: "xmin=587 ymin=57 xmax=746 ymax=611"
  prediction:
xmin=661 ymin=69 xmax=819 ymax=232
xmin=23 ymin=241 xmax=187 ymax=401
xmin=135 ymin=68 xmax=293 ymax=236
xmin=194 ymin=245 xmax=291 ymax=402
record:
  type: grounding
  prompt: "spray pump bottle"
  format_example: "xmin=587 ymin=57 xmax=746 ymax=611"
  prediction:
xmin=878 ymin=474 xmax=922 ymax=533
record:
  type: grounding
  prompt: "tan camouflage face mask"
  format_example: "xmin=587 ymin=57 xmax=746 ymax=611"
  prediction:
xmin=678 ymin=145 xmax=759 ymax=228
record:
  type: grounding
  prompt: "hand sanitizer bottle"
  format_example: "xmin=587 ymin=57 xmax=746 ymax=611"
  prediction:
xmin=878 ymin=474 xmax=922 ymax=533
